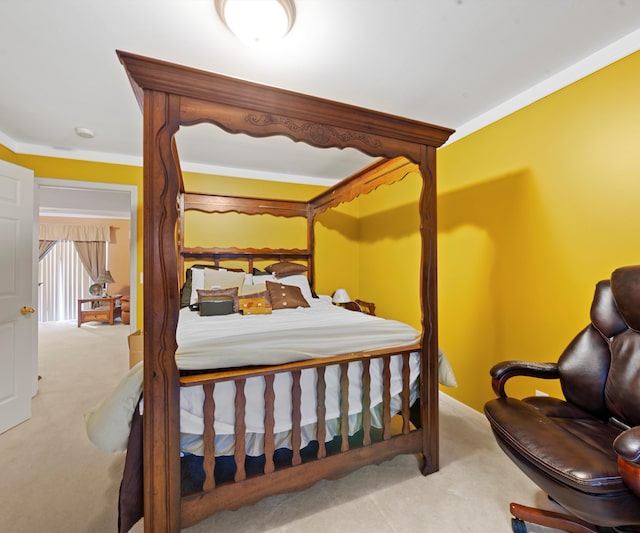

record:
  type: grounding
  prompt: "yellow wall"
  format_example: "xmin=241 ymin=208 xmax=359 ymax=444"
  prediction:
xmin=357 ymin=172 xmax=423 ymax=330
xmin=314 ymin=200 xmax=361 ymax=300
xmin=181 ymin=172 xmax=325 ymax=275
xmin=437 ymin=51 xmax=640 ymax=410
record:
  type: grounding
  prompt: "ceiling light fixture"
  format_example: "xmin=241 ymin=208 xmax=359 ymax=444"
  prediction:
xmin=215 ymin=0 xmax=295 ymax=46
xmin=75 ymin=127 xmax=95 ymax=139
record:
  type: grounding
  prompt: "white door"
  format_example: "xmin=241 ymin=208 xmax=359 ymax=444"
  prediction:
xmin=0 ymin=159 xmax=36 ymax=434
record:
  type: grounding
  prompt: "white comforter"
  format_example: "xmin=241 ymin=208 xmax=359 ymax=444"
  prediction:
xmin=85 ymin=297 xmax=449 ymax=453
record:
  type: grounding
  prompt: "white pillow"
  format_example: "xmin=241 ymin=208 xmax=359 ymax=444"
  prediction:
xmin=277 ymin=274 xmax=314 ymax=302
xmin=204 ymin=268 xmax=245 ymax=292
xmin=242 ymin=281 xmax=267 ymax=295
xmin=189 ymin=268 xmax=205 ymax=305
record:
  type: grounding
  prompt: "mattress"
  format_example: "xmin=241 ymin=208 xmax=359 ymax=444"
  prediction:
xmin=85 ymin=296 xmax=453 ymax=454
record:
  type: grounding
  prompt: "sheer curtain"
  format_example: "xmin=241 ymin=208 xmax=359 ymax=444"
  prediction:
xmin=38 ymin=241 xmax=93 ymax=322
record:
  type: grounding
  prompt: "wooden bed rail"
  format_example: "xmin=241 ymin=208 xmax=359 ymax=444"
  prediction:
xmin=179 ymin=343 xmax=421 ymax=386
xmin=179 ymin=344 xmax=421 ymax=528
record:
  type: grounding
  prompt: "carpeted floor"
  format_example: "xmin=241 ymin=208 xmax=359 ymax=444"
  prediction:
xmin=0 ymin=320 xmax=557 ymax=532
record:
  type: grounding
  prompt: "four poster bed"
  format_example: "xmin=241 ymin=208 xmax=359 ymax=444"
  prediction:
xmin=91 ymin=51 xmax=454 ymax=531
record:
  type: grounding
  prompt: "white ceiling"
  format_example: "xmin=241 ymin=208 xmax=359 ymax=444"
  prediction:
xmin=2 ymin=0 xmax=640 ymax=194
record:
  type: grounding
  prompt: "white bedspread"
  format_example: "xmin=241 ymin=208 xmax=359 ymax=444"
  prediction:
xmin=175 ymin=297 xmax=420 ymax=369
xmin=85 ymin=297 xmax=454 ymax=454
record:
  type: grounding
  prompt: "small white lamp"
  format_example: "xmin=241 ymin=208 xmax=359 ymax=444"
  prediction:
xmin=332 ymin=288 xmax=351 ymax=304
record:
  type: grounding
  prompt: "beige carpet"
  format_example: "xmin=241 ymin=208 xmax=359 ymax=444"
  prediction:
xmin=0 ymin=320 xmax=558 ymax=532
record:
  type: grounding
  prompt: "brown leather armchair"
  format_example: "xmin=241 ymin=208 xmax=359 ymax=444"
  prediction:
xmin=484 ymin=265 xmax=640 ymax=533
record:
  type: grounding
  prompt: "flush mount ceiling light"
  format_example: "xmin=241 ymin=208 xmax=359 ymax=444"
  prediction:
xmin=74 ymin=127 xmax=95 ymax=139
xmin=215 ymin=0 xmax=295 ymax=45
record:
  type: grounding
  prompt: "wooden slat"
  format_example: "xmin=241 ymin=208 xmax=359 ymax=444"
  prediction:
xmin=382 ymin=357 xmax=391 ymax=441
xmin=361 ymin=359 xmax=371 ymax=446
xmin=263 ymin=375 xmax=275 ymax=474
xmin=401 ymin=353 xmax=411 ymax=434
xmin=340 ymin=363 xmax=349 ymax=452
xmin=202 ymin=384 xmax=216 ymax=491
xmin=291 ymin=370 xmax=302 ymax=466
xmin=233 ymin=379 xmax=246 ymax=482
xmin=315 ymin=367 xmax=327 ymax=459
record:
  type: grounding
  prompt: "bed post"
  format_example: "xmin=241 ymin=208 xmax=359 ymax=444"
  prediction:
xmin=306 ymin=204 xmax=315 ymax=292
xmin=142 ymin=89 xmax=182 ymax=532
xmin=419 ymin=144 xmax=439 ymax=475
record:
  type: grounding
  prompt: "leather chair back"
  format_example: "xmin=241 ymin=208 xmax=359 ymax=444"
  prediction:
xmin=557 ymin=265 xmax=640 ymax=427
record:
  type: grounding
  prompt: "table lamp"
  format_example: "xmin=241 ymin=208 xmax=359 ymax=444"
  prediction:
xmin=332 ymin=288 xmax=351 ymax=304
xmin=95 ymin=270 xmax=115 ymax=297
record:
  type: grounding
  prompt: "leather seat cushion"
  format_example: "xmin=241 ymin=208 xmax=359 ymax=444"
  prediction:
xmin=485 ymin=396 xmax=626 ymax=494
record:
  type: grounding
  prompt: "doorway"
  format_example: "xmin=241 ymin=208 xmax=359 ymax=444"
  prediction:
xmin=35 ymin=178 xmax=138 ymax=331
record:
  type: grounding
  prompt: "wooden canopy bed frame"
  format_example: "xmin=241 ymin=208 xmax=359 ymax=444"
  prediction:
xmin=117 ymin=50 xmax=454 ymax=532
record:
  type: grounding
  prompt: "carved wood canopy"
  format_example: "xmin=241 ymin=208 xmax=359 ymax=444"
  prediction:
xmin=117 ymin=51 xmax=453 ymax=165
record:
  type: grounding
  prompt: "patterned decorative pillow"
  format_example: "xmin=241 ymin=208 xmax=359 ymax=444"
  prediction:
xmin=196 ymin=287 xmax=240 ymax=312
xmin=266 ymin=281 xmax=310 ymax=310
xmin=265 ymin=261 xmax=308 ymax=277
xmin=239 ymin=289 xmax=272 ymax=306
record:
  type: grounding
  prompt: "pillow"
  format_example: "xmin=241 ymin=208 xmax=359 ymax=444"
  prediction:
xmin=180 ymin=268 xmax=193 ymax=308
xmin=186 ymin=266 xmax=248 ymax=306
xmin=241 ymin=282 xmax=267 ymax=295
xmin=204 ymin=268 xmax=245 ymax=292
xmin=239 ymin=290 xmax=271 ymax=307
xmin=189 ymin=268 xmax=206 ymax=305
xmin=275 ymin=274 xmax=314 ymax=302
xmin=196 ymin=287 xmax=240 ymax=313
xmin=266 ymin=281 xmax=310 ymax=310
xmin=265 ymin=261 xmax=308 ymax=277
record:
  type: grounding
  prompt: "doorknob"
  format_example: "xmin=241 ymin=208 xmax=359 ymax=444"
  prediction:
xmin=20 ymin=306 xmax=36 ymax=315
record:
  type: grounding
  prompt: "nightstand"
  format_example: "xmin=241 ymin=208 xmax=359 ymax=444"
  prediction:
xmin=77 ymin=295 xmax=123 ymax=327
xmin=338 ymin=299 xmax=376 ymax=316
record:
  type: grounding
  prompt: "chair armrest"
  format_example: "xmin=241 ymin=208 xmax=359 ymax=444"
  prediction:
xmin=614 ymin=426 xmax=640 ymax=464
xmin=614 ymin=427 xmax=640 ymax=498
xmin=490 ymin=361 xmax=559 ymax=398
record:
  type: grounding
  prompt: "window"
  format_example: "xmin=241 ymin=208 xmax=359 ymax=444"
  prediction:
xmin=38 ymin=241 xmax=92 ymax=322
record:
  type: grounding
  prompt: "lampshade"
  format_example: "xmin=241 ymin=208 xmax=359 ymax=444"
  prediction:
xmin=332 ymin=288 xmax=351 ymax=304
xmin=96 ymin=271 xmax=115 ymax=284
xmin=215 ymin=0 xmax=296 ymax=45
